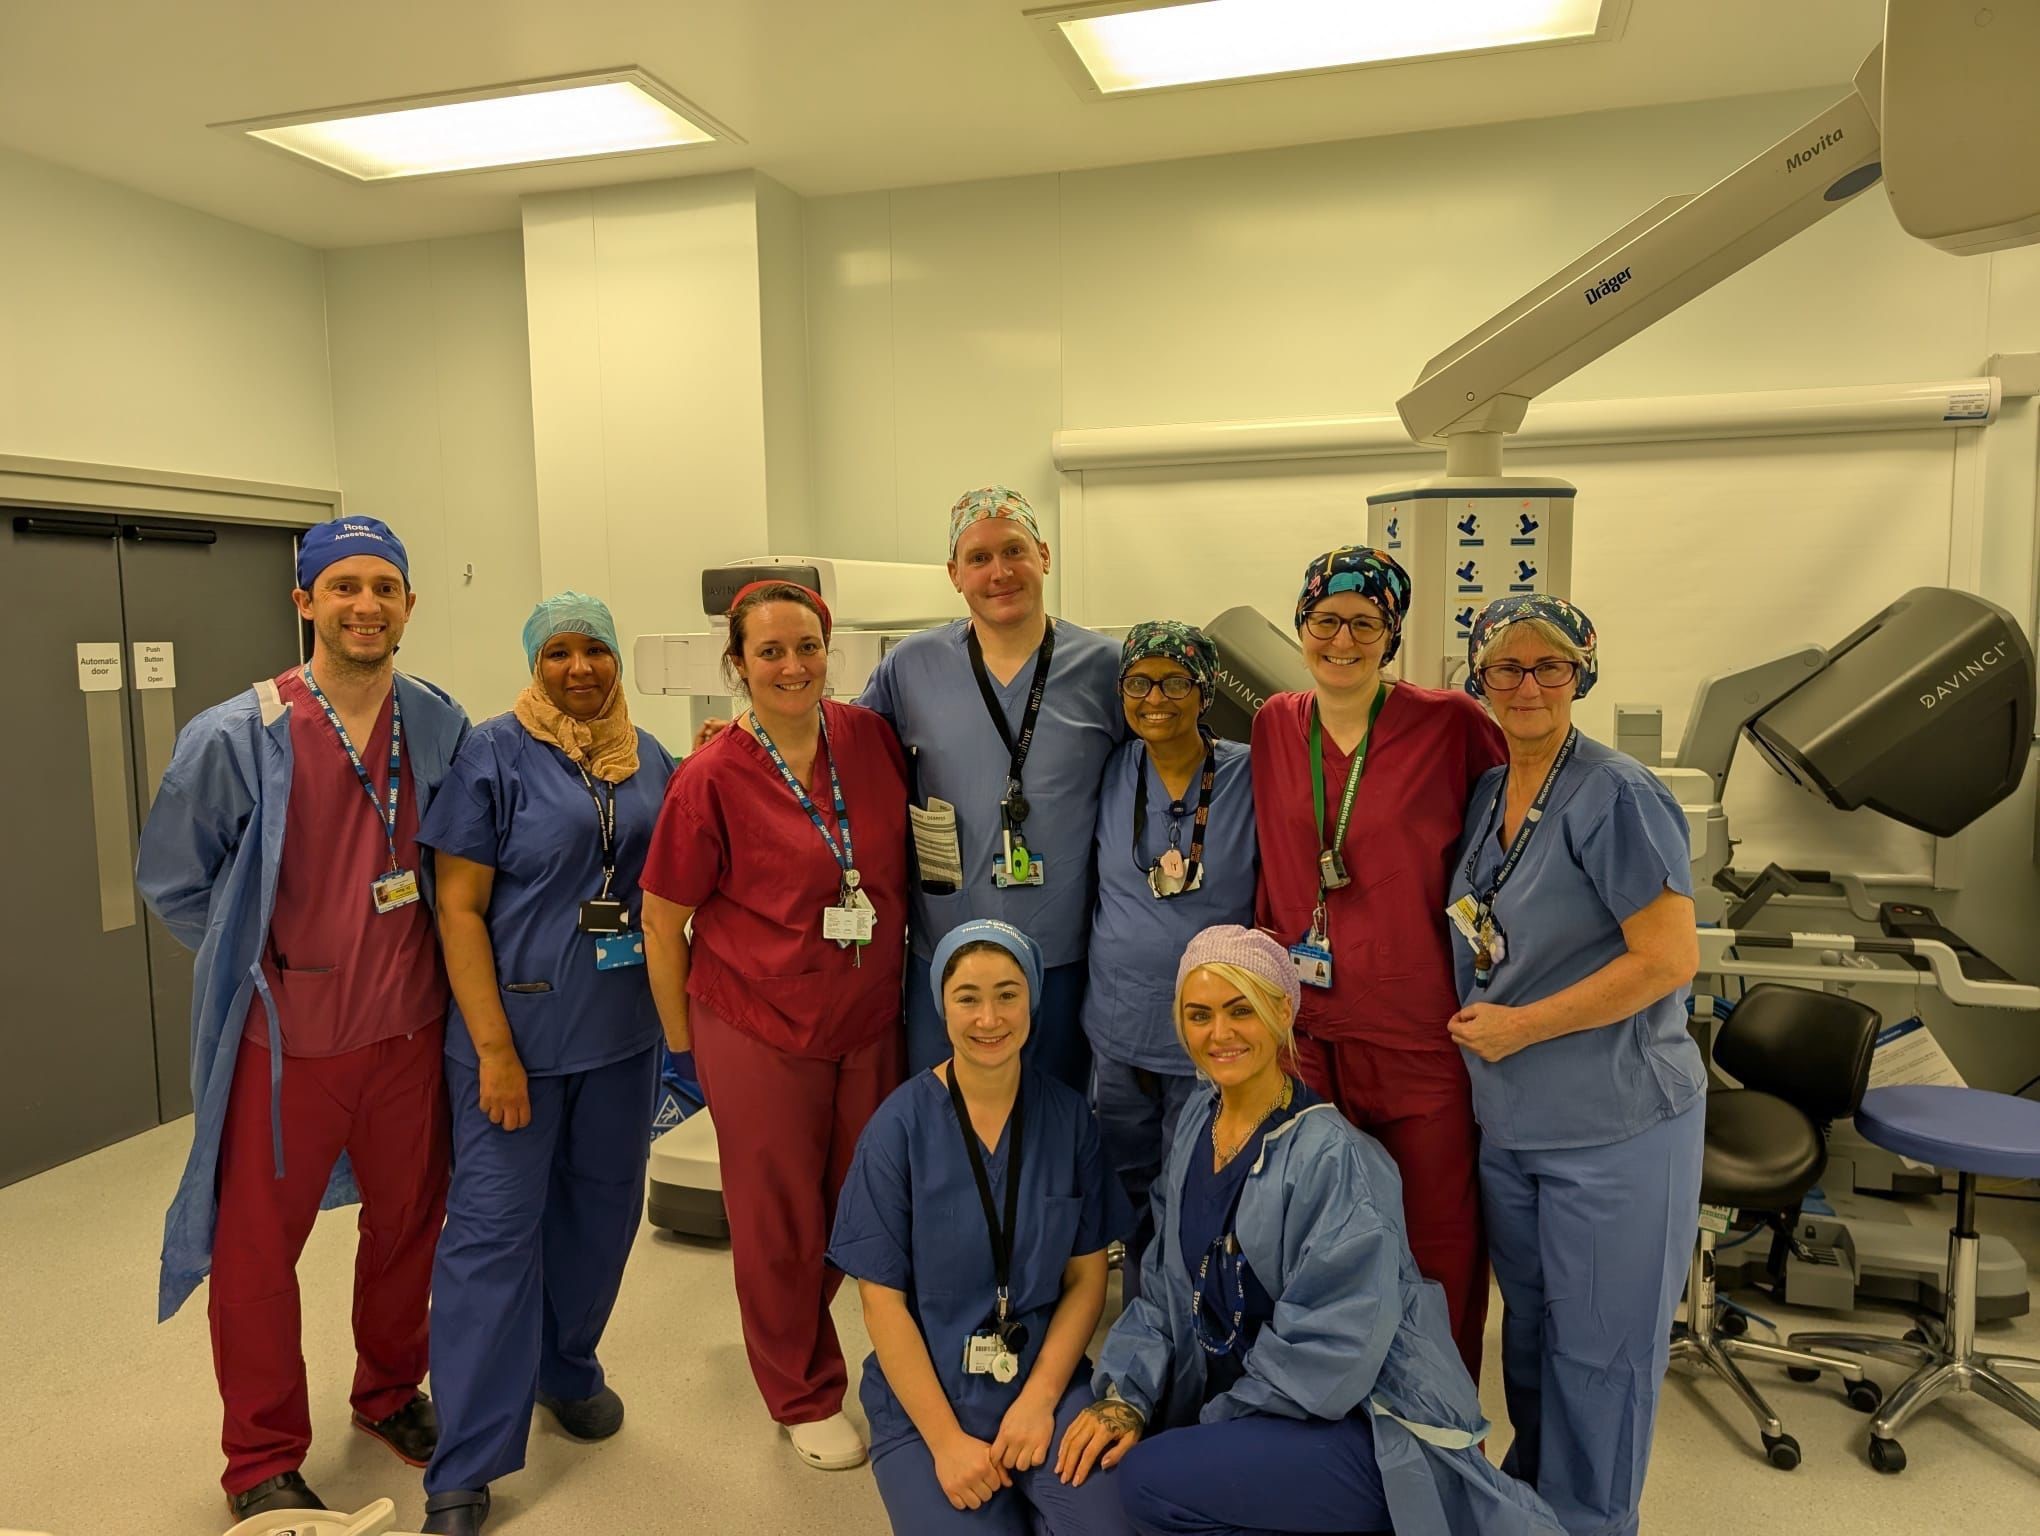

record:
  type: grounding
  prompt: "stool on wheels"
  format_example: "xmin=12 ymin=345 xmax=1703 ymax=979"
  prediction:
xmin=1788 ymin=1084 xmax=2040 ymax=1472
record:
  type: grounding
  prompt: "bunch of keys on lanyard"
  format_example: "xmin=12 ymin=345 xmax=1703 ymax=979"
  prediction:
xmin=300 ymin=666 xmax=418 ymax=915
xmin=1289 ymin=687 xmax=1387 ymax=989
xmin=750 ymin=710 xmax=877 ymax=962
xmin=969 ymin=622 xmax=1053 ymax=889
xmin=572 ymin=767 xmax=646 ymax=970
xmin=1135 ymin=731 xmax=1216 ymax=899
xmin=948 ymin=1066 xmax=1028 ymax=1384
xmin=1449 ymin=724 xmax=1579 ymax=989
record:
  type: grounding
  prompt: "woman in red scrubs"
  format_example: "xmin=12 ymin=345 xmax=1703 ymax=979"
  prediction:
xmin=1251 ymin=546 xmax=1505 ymax=1378
xmin=640 ymin=580 xmax=910 ymax=1472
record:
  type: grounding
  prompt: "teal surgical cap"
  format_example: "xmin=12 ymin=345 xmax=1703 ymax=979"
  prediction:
xmin=522 ymin=591 xmax=622 ymax=673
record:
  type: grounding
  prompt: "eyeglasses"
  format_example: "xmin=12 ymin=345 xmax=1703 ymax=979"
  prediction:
xmin=1301 ymin=612 xmax=1388 ymax=642
xmin=1121 ymin=674 xmax=1198 ymax=701
xmin=1477 ymin=659 xmax=1581 ymax=691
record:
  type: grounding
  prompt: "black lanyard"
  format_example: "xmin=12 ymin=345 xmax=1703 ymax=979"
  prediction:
xmin=1132 ymin=732 xmax=1218 ymax=883
xmin=946 ymin=1066 xmax=1024 ymax=1322
xmin=1463 ymin=726 xmax=1579 ymax=913
xmin=576 ymin=766 xmax=618 ymax=899
xmin=966 ymin=620 xmax=1056 ymax=814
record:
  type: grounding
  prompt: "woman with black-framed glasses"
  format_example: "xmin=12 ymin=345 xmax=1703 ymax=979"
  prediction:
xmin=1446 ymin=594 xmax=1703 ymax=1536
xmin=1082 ymin=621 xmax=1257 ymax=1303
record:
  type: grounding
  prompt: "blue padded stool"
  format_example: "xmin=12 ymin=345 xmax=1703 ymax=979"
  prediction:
xmin=1789 ymin=1085 xmax=2040 ymax=1473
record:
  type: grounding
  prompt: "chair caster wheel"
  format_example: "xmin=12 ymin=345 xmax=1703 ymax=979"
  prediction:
xmin=1847 ymin=1380 xmax=1884 ymax=1413
xmin=1787 ymin=1366 xmax=1821 ymax=1382
xmin=1718 ymin=1311 xmax=1749 ymax=1338
xmin=1869 ymin=1436 xmax=1906 ymax=1473
xmin=1763 ymin=1432 xmax=1801 ymax=1470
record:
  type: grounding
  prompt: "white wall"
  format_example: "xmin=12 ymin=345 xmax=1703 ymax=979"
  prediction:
xmin=323 ymin=233 xmax=542 ymax=718
xmin=0 ymin=146 xmax=335 ymax=488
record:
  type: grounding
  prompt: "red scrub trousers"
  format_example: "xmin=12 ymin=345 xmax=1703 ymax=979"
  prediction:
xmin=1290 ymin=1033 xmax=1488 ymax=1381
xmin=208 ymin=1026 xmax=450 ymax=1494
xmin=689 ymin=998 xmax=900 ymax=1426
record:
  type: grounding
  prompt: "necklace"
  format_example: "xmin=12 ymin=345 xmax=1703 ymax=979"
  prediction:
xmin=1212 ymin=1076 xmax=1294 ymax=1171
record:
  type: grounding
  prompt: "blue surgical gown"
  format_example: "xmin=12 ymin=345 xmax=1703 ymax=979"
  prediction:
xmin=1446 ymin=733 xmax=1705 ymax=1150
xmin=1081 ymin=738 xmax=1257 ymax=1073
xmin=856 ymin=620 xmax=1124 ymax=968
xmin=827 ymin=1066 xmax=1129 ymax=1457
xmin=415 ymin=714 xmax=674 ymax=1076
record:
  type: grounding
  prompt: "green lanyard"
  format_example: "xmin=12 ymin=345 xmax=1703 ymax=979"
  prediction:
xmin=1308 ymin=684 xmax=1389 ymax=889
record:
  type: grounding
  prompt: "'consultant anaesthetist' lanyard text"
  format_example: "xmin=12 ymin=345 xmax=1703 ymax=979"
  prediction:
xmin=300 ymin=665 xmax=403 ymax=874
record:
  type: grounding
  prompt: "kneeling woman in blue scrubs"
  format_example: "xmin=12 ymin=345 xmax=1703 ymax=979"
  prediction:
xmin=1446 ymin=596 xmax=1703 ymax=1536
xmin=1063 ymin=925 xmax=1562 ymax=1536
xmin=415 ymin=593 xmax=674 ymax=1534
xmin=829 ymin=920 xmax=1134 ymax=1534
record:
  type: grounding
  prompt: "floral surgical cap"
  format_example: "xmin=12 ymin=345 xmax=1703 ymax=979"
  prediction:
xmin=1119 ymin=619 xmax=1219 ymax=710
xmin=1293 ymin=546 xmax=1412 ymax=662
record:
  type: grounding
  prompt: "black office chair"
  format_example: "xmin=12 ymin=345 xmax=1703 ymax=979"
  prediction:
xmin=1669 ymin=983 xmax=1885 ymax=1469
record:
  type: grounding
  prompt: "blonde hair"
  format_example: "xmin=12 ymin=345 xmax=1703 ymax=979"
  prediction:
xmin=1473 ymin=615 xmax=1583 ymax=673
xmin=1173 ymin=962 xmax=1297 ymax=1067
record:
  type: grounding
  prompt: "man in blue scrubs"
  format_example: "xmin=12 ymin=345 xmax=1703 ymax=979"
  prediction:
xmin=858 ymin=486 xmax=1123 ymax=1091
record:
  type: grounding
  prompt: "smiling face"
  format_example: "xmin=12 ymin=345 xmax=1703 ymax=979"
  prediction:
xmin=293 ymin=555 xmax=414 ymax=669
xmin=1177 ymin=965 xmax=1286 ymax=1095
xmin=731 ymin=600 xmax=828 ymax=724
xmin=536 ymin=631 xmax=619 ymax=721
xmin=1298 ymin=591 xmax=1389 ymax=699
xmin=943 ymin=947 xmax=1032 ymax=1072
xmin=949 ymin=519 xmax=1049 ymax=631
xmin=1121 ymin=656 xmax=1202 ymax=751
xmin=1481 ymin=624 xmax=1577 ymax=752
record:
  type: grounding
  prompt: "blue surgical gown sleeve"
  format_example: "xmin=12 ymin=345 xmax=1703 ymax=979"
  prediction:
xmin=416 ymin=734 xmax=508 ymax=868
xmin=1205 ymin=1139 xmax=1399 ymax=1425
xmin=853 ymin=645 xmax=899 ymax=725
xmin=827 ymin=1100 xmax=915 ymax=1291
xmin=1094 ymin=1145 xmax=1181 ymax=1420
xmin=136 ymin=736 xmax=252 ymax=952
xmin=1572 ymin=775 xmax=1694 ymax=922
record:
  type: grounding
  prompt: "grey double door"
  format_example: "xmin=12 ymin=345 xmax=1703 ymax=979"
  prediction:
xmin=2 ymin=511 xmax=303 ymax=1186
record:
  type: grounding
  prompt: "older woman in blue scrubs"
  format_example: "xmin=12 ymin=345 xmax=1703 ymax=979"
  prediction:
xmin=1445 ymin=595 xmax=1703 ymax=1536
xmin=828 ymin=920 xmax=1133 ymax=1535
xmin=413 ymin=594 xmax=675 ymax=1535
xmin=1083 ymin=621 xmax=1254 ymax=1301
xmin=1062 ymin=925 xmax=1562 ymax=1536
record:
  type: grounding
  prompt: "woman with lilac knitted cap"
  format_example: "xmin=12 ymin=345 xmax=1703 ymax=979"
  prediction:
xmin=1063 ymin=925 xmax=1562 ymax=1536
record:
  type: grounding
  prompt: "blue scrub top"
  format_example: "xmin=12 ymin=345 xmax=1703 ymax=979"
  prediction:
xmin=1447 ymin=733 xmax=1705 ymax=1151
xmin=1081 ymin=738 xmax=1257 ymax=1072
xmin=856 ymin=619 xmax=1125 ymax=967
xmin=417 ymin=714 xmax=675 ymax=1077
xmin=827 ymin=1066 xmax=1128 ymax=1457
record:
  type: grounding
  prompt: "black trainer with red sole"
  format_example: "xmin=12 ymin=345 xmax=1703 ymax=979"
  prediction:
xmin=352 ymin=1392 xmax=439 ymax=1467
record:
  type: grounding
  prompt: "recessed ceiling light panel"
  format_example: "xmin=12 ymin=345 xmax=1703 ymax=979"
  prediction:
xmin=1031 ymin=0 xmax=1628 ymax=97
xmin=215 ymin=69 xmax=733 ymax=183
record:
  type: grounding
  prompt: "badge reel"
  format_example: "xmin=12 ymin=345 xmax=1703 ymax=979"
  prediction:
xmin=1147 ymin=846 xmax=1205 ymax=899
xmin=1289 ymin=905 xmax=1334 ymax=990
xmin=371 ymin=868 xmax=420 ymax=914
xmin=993 ymin=787 xmax=1045 ymax=889
xmin=1317 ymin=848 xmax=1351 ymax=891
xmin=963 ymin=1292 xmax=1028 ymax=1384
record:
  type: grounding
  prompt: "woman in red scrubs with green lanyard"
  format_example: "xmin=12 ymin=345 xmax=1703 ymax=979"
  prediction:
xmin=1251 ymin=546 xmax=1505 ymax=1378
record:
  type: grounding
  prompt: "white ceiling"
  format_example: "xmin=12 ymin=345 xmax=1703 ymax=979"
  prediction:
xmin=0 ymin=0 xmax=1885 ymax=250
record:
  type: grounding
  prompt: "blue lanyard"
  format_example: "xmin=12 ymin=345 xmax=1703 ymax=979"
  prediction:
xmin=749 ymin=710 xmax=857 ymax=884
xmin=1463 ymin=725 xmax=1578 ymax=912
xmin=300 ymin=666 xmax=403 ymax=873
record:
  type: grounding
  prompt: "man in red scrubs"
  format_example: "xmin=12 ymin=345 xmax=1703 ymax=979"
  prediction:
xmin=1251 ymin=545 xmax=1505 ymax=1378
xmin=137 ymin=517 xmax=469 ymax=1519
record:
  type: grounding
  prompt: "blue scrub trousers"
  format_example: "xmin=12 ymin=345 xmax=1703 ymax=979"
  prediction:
xmin=871 ymin=1378 xmax=1134 ymax=1535
xmin=1116 ymin=1413 xmax=1390 ymax=1535
xmin=1091 ymin=1056 xmax=1200 ymax=1305
xmin=424 ymin=1044 xmax=661 ymax=1494
xmin=907 ymin=954 xmax=1092 ymax=1093
xmin=1481 ymin=1100 xmax=1703 ymax=1536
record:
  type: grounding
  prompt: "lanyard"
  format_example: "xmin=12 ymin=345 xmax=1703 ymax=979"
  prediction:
xmin=1132 ymin=732 xmax=1218 ymax=881
xmin=947 ymin=1066 xmax=1024 ymax=1323
xmin=1463 ymin=726 xmax=1580 ymax=911
xmin=300 ymin=666 xmax=402 ymax=873
xmin=1308 ymin=685 xmax=1388 ymax=870
xmin=576 ymin=765 xmax=618 ymax=899
xmin=750 ymin=710 xmax=857 ymax=885
xmin=966 ymin=620 xmax=1056 ymax=807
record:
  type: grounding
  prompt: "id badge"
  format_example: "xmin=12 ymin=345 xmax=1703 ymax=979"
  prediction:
xmin=594 ymin=932 xmax=646 ymax=971
xmin=962 ymin=1331 xmax=1020 ymax=1383
xmin=578 ymin=898 xmax=628 ymax=934
xmin=822 ymin=904 xmax=877 ymax=944
xmin=993 ymin=839 xmax=1046 ymax=888
xmin=1446 ymin=894 xmax=1484 ymax=952
xmin=1290 ymin=936 xmax=1334 ymax=989
xmin=371 ymin=868 xmax=420 ymax=914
